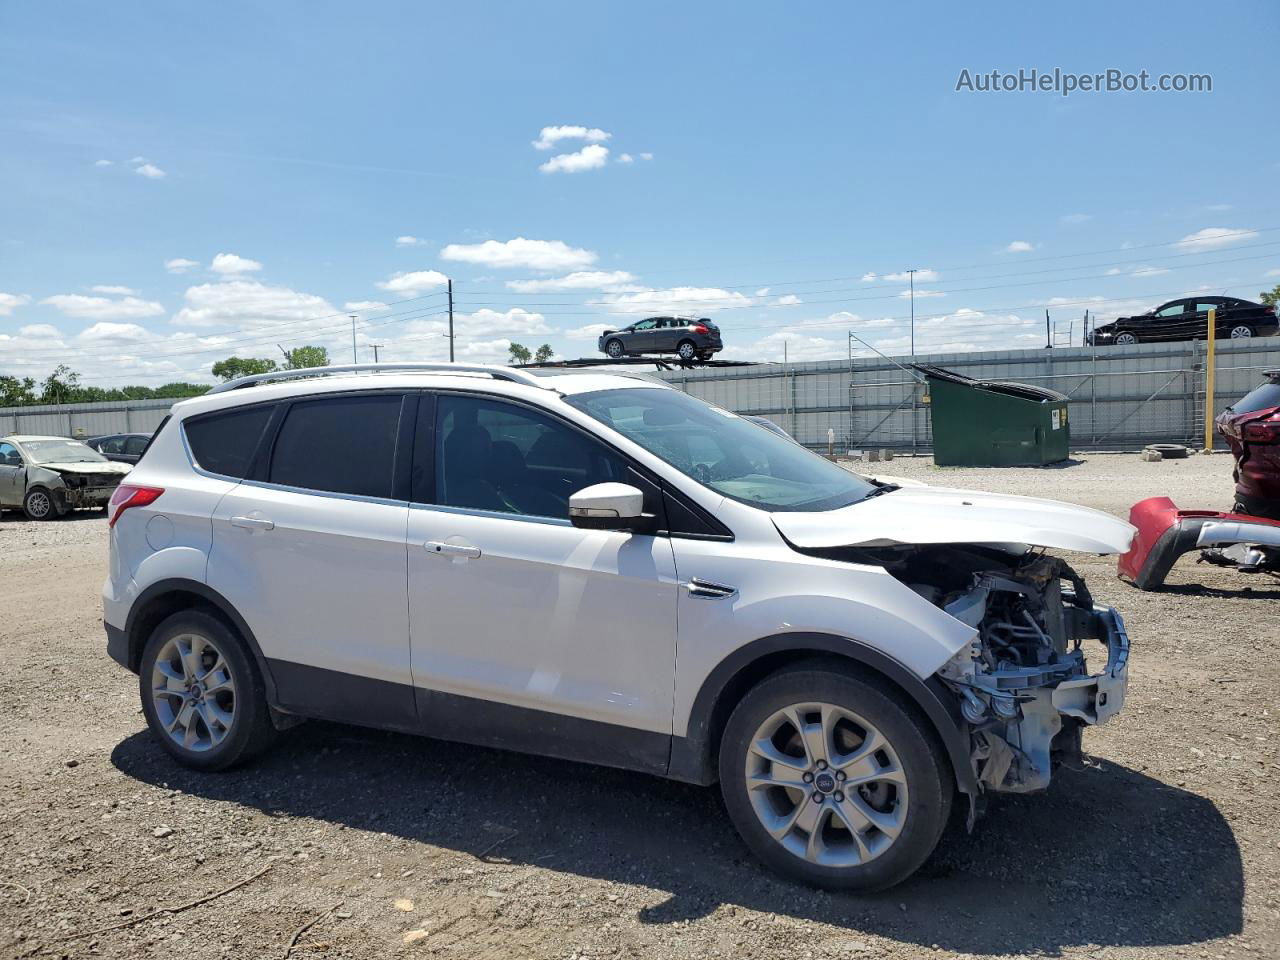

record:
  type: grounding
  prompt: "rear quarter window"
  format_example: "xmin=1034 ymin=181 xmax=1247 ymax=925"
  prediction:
xmin=183 ymin=404 xmax=275 ymax=479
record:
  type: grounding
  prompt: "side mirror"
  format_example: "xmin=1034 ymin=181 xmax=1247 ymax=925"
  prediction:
xmin=569 ymin=482 xmax=653 ymax=532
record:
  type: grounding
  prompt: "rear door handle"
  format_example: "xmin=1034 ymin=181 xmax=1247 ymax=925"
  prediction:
xmin=424 ymin=540 xmax=481 ymax=559
xmin=230 ymin=516 xmax=275 ymax=531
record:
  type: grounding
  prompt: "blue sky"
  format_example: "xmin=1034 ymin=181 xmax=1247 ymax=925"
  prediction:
xmin=2 ymin=1 xmax=1279 ymax=385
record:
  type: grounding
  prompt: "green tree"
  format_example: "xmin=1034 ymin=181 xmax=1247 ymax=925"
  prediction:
xmin=533 ymin=343 xmax=555 ymax=363
xmin=283 ymin=345 xmax=329 ymax=370
xmin=212 ymin=356 xmax=278 ymax=382
xmin=1261 ymin=283 xmax=1280 ymax=308
xmin=0 ymin=375 xmax=37 ymax=406
xmin=508 ymin=342 xmax=532 ymax=364
xmin=40 ymin=364 xmax=81 ymax=404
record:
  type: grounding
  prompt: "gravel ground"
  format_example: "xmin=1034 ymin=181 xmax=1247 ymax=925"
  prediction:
xmin=1 ymin=452 xmax=1277 ymax=960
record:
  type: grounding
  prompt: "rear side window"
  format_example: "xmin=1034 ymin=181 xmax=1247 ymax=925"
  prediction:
xmin=184 ymin=405 xmax=274 ymax=479
xmin=1230 ymin=380 xmax=1280 ymax=415
xmin=268 ymin=394 xmax=402 ymax=499
xmin=124 ymin=436 xmax=149 ymax=456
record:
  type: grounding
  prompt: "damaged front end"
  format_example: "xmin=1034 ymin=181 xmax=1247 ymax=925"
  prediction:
xmin=867 ymin=544 xmax=1129 ymax=795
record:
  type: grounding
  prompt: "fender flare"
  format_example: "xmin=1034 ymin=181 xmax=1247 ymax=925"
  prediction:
xmin=667 ymin=631 xmax=977 ymax=800
xmin=123 ymin=578 xmax=278 ymax=702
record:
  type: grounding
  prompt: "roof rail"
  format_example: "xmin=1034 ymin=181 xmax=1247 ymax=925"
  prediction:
xmin=206 ymin=362 xmax=552 ymax=395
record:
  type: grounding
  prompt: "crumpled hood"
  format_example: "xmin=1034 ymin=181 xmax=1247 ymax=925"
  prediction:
xmin=773 ymin=486 xmax=1136 ymax=555
xmin=38 ymin=460 xmax=132 ymax=476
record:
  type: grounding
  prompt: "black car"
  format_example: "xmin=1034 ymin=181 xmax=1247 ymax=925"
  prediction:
xmin=1089 ymin=296 xmax=1278 ymax=346
xmin=84 ymin=432 xmax=152 ymax=464
xmin=598 ymin=316 xmax=723 ymax=362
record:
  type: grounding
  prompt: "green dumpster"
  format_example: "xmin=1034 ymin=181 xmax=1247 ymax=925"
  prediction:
xmin=914 ymin=364 xmax=1070 ymax=466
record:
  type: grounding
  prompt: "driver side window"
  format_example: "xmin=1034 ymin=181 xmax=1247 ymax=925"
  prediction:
xmin=0 ymin=442 xmax=21 ymax=466
xmin=1155 ymin=302 xmax=1187 ymax=318
xmin=428 ymin=395 xmax=628 ymax=519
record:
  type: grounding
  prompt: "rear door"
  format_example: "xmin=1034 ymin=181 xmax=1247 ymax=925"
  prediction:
xmin=1149 ymin=300 xmax=1193 ymax=341
xmin=405 ymin=391 xmax=679 ymax=768
xmin=207 ymin=391 xmax=417 ymax=729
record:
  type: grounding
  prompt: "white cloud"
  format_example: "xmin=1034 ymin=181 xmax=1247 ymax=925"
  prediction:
xmin=376 ymin=270 xmax=449 ymax=296
xmin=775 ymin=294 xmax=802 ymax=305
xmin=1060 ymin=213 xmax=1092 ymax=224
xmin=94 ymin=159 xmax=113 ymax=167
xmin=0 ymin=292 xmax=31 ymax=315
xmin=456 ymin=308 xmax=551 ymax=336
xmin=441 ymin=237 xmax=597 ymax=271
xmin=532 ymin=125 xmax=611 ymax=150
xmin=171 ymin=279 xmax=336 ymax=330
xmin=345 ymin=300 xmax=390 ymax=313
xmin=1206 ymin=203 xmax=1233 ymax=212
xmin=16 ymin=323 xmax=62 ymax=339
xmin=40 ymin=294 xmax=165 ymax=320
xmin=616 ymin=153 xmax=634 ymax=164
xmin=77 ymin=322 xmax=151 ymax=341
xmin=594 ymin=286 xmax=752 ymax=315
xmin=755 ymin=287 xmax=771 ymax=297
xmin=899 ymin=289 xmax=945 ymax=298
xmin=210 ymin=252 xmax=263 ymax=275
xmin=395 ymin=235 xmax=425 ymax=247
xmin=539 ymin=144 xmax=610 ymax=174
xmin=1176 ymin=227 xmax=1259 ymax=251
xmin=861 ymin=272 xmax=877 ymax=283
xmin=131 ymin=156 xmax=146 ymax=164
xmin=564 ymin=323 xmax=616 ymax=341
xmin=505 ymin=270 xmax=640 ymax=293
xmin=1265 ymin=268 xmax=1280 ymax=278
xmin=1131 ymin=265 xmax=1171 ymax=277
xmin=165 ymin=258 xmax=199 ymax=274
xmin=720 ymin=327 xmax=848 ymax=363
xmin=881 ymin=268 xmax=940 ymax=283
xmin=91 ymin=285 xmax=137 ymax=296
xmin=134 ymin=163 xmax=166 ymax=180
xmin=1006 ymin=241 xmax=1034 ymax=253
xmin=640 ymin=153 xmax=653 ymax=161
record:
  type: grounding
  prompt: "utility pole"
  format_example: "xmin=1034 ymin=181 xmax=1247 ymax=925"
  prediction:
xmin=1045 ymin=309 xmax=1052 ymax=349
xmin=447 ymin=278 xmax=455 ymax=362
xmin=907 ymin=269 xmax=918 ymax=356
xmin=372 ymin=344 xmax=383 ymax=363
xmin=350 ymin=314 xmax=358 ymax=363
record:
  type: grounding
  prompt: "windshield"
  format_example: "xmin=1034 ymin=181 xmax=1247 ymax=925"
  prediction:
xmin=567 ymin=388 xmax=877 ymax=511
xmin=20 ymin=439 xmax=108 ymax=464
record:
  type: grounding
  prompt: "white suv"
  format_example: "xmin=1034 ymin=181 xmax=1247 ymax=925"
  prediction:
xmin=104 ymin=363 xmax=1134 ymax=890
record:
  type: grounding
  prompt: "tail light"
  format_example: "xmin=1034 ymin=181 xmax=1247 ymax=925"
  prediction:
xmin=1265 ymin=305 xmax=1276 ymax=315
xmin=692 ymin=324 xmax=709 ymax=334
xmin=1242 ymin=419 xmax=1280 ymax=444
xmin=109 ymin=484 xmax=164 ymax=527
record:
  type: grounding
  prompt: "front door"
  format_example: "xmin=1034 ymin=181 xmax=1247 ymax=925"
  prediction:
xmin=0 ymin=441 xmax=24 ymax=506
xmin=206 ymin=392 xmax=416 ymax=728
xmin=406 ymin=392 xmax=679 ymax=770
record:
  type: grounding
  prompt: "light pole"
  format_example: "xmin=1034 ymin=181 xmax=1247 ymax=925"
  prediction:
xmin=350 ymin=314 xmax=358 ymax=363
xmin=907 ymin=269 xmax=918 ymax=356
xmin=447 ymin=278 xmax=455 ymax=362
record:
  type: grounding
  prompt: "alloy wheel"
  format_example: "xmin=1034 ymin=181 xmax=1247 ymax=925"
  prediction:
xmin=607 ymin=340 xmax=623 ymax=358
xmin=1115 ymin=333 xmax=1138 ymax=345
xmin=25 ymin=491 xmax=51 ymax=519
xmin=678 ymin=342 xmax=697 ymax=361
xmin=150 ymin=632 xmax=237 ymax=752
xmin=1230 ymin=325 xmax=1253 ymax=339
xmin=744 ymin=701 xmax=908 ymax=867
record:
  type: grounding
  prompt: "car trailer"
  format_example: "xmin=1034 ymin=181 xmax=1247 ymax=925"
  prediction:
xmin=516 ymin=357 xmax=761 ymax=371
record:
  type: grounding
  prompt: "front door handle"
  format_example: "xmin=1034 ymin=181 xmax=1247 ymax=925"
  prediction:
xmin=424 ymin=540 xmax=481 ymax=559
xmin=230 ymin=516 xmax=275 ymax=531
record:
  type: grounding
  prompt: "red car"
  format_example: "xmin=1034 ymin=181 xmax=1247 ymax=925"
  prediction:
xmin=1216 ymin=369 xmax=1280 ymax=521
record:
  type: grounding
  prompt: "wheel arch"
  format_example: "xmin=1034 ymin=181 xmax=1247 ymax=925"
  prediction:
xmin=667 ymin=632 xmax=977 ymax=802
xmin=123 ymin=578 xmax=278 ymax=702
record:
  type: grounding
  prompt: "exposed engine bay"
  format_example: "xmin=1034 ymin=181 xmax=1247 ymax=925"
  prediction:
xmin=816 ymin=542 xmax=1130 ymax=796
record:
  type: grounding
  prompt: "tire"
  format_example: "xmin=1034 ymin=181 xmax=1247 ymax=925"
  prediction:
xmin=718 ymin=664 xmax=951 ymax=891
xmin=22 ymin=487 xmax=57 ymax=521
xmin=605 ymin=339 xmax=625 ymax=359
xmin=139 ymin=609 xmax=276 ymax=771
xmin=1114 ymin=332 xmax=1139 ymax=346
xmin=1146 ymin=443 xmax=1189 ymax=459
xmin=1229 ymin=324 xmax=1254 ymax=339
xmin=677 ymin=340 xmax=698 ymax=362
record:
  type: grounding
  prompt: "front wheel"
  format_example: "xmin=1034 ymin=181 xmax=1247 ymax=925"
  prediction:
xmin=1114 ymin=332 xmax=1139 ymax=346
xmin=23 ymin=488 xmax=56 ymax=521
xmin=605 ymin=339 xmax=624 ymax=358
xmin=1229 ymin=324 xmax=1254 ymax=339
xmin=139 ymin=610 xmax=276 ymax=770
xmin=719 ymin=664 xmax=951 ymax=890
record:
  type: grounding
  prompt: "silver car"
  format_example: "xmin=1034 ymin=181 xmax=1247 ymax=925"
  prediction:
xmin=0 ymin=435 xmax=132 ymax=520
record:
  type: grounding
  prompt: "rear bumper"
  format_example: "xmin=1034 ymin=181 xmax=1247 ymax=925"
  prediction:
xmin=106 ymin=621 xmax=131 ymax=671
xmin=1118 ymin=496 xmax=1280 ymax=589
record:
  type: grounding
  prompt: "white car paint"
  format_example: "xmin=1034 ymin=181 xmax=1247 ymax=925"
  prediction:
xmin=773 ymin=486 xmax=1135 ymax=555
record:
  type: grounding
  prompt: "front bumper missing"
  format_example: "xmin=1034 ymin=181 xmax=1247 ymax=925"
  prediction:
xmin=1050 ymin=605 xmax=1129 ymax=725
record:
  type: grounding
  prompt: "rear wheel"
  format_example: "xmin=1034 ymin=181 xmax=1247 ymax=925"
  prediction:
xmin=677 ymin=340 xmax=698 ymax=362
xmin=1114 ymin=331 xmax=1139 ymax=346
xmin=1229 ymin=324 xmax=1254 ymax=339
xmin=605 ymin=339 xmax=624 ymax=358
xmin=718 ymin=664 xmax=951 ymax=890
xmin=139 ymin=610 xmax=276 ymax=770
xmin=22 ymin=488 xmax=56 ymax=521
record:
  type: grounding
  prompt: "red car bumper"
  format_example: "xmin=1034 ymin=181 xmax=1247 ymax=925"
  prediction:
xmin=1118 ymin=496 xmax=1280 ymax=589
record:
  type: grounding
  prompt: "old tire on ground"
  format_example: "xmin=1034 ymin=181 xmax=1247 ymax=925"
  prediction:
xmin=139 ymin=609 xmax=276 ymax=771
xmin=22 ymin=487 xmax=57 ymax=521
xmin=1115 ymin=332 xmax=1139 ymax=346
xmin=1145 ymin=443 xmax=1190 ymax=459
xmin=677 ymin=340 xmax=698 ymax=362
xmin=605 ymin=339 xmax=624 ymax=358
xmin=718 ymin=663 xmax=952 ymax=891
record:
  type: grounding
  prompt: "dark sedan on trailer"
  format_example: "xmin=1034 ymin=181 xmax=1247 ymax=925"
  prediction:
xmin=598 ymin=316 xmax=723 ymax=362
xmin=85 ymin=432 xmax=153 ymax=464
xmin=1088 ymin=296 xmax=1277 ymax=346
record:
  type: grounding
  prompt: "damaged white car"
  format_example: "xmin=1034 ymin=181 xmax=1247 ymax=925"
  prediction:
xmin=1 ymin=434 xmax=132 ymax=520
xmin=103 ymin=366 xmax=1133 ymax=892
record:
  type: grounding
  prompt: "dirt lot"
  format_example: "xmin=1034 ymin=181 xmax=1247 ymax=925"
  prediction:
xmin=1 ymin=452 xmax=1277 ymax=960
